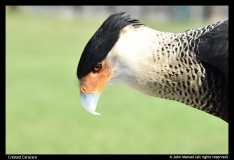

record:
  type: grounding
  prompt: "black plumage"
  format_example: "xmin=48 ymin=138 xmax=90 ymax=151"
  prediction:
xmin=196 ymin=20 xmax=228 ymax=82
xmin=194 ymin=20 xmax=229 ymax=122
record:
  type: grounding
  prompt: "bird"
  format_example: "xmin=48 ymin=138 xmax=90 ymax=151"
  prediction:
xmin=77 ymin=12 xmax=228 ymax=123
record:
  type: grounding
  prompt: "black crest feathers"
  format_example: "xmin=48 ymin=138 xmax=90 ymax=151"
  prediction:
xmin=77 ymin=12 xmax=142 ymax=79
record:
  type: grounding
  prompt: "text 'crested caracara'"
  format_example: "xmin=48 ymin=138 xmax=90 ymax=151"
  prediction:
xmin=77 ymin=12 xmax=228 ymax=122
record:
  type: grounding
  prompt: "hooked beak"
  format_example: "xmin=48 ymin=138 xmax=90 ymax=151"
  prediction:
xmin=78 ymin=61 xmax=113 ymax=115
xmin=80 ymin=92 xmax=100 ymax=115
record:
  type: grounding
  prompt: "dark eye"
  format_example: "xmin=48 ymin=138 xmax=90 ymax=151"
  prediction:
xmin=93 ymin=62 xmax=102 ymax=72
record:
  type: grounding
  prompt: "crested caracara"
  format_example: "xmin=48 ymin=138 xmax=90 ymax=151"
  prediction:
xmin=77 ymin=12 xmax=228 ymax=122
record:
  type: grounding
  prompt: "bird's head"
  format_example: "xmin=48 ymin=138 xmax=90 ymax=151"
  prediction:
xmin=77 ymin=12 xmax=162 ymax=115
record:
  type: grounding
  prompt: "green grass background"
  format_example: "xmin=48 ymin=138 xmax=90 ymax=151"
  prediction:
xmin=6 ymin=10 xmax=228 ymax=154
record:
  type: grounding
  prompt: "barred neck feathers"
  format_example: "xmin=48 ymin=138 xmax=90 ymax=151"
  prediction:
xmin=151 ymin=20 xmax=228 ymax=122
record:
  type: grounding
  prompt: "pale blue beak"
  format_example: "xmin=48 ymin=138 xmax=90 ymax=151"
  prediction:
xmin=80 ymin=93 xmax=100 ymax=115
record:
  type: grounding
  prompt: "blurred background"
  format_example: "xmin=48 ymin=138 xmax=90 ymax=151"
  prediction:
xmin=6 ymin=6 xmax=228 ymax=22
xmin=6 ymin=6 xmax=228 ymax=154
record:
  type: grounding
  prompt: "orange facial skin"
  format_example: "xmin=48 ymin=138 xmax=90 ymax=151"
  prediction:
xmin=79 ymin=61 xmax=113 ymax=94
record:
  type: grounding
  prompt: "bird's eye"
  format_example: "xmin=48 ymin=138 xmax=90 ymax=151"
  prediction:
xmin=93 ymin=62 xmax=102 ymax=72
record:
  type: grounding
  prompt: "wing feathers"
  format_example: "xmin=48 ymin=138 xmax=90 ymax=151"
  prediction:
xmin=197 ymin=20 xmax=228 ymax=82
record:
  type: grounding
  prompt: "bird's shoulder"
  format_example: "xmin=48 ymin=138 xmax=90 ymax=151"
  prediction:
xmin=196 ymin=20 xmax=228 ymax=83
